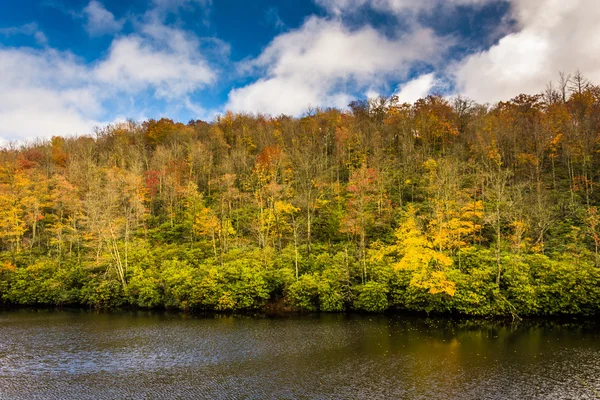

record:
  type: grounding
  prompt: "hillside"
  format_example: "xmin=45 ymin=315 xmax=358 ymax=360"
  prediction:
xmin=2 ymin=83 xmax=600 ymax=316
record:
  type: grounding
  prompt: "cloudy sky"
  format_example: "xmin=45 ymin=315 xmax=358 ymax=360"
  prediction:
xmin=1 ymin=0 xmax=598 ymax=142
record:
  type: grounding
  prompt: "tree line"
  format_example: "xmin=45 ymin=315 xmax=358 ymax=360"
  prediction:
xmin=1 ymin=71 xmax=600 ymax=316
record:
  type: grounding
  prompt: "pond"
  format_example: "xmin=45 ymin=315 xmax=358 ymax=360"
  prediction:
xmin=0 ymin=310 xmax=599 ymax=399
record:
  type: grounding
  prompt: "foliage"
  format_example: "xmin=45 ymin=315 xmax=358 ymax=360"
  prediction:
xmin=2 ymin=75 xmax=600 ymax=316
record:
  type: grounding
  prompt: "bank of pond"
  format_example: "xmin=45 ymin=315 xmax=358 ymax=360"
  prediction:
xmin=1 ymin=244 xmax=599 ymax=317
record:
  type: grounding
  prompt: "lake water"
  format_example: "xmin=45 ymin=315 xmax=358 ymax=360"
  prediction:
xmin=0 ymin=310 xmax=599 ymax=399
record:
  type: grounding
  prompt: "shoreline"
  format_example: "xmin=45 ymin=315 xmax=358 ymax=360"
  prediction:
xmin=1 ymin=303 xmax=598 ymax=322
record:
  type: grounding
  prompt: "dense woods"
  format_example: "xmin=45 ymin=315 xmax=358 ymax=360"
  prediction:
xmin=2 ymin=73 xmax=600 ymax=317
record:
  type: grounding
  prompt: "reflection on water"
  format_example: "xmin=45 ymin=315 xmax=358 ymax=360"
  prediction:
xmin=0 ymin=310 xmax=599 ymax=399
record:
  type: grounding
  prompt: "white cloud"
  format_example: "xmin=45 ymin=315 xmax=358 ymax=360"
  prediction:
xmin=453 ymin=0 xmax=600 ymax=103
xmin=0 ymin=15 xmax=221 ymax=141
xmin=265 ymin=7 xmax=286 ymax=30
xmin=0 ymin=23 xmax=47 ymax=45
xmin=83 ymin=1 xmax=124 ymax=37
xmin=394 ymin=73 xmax=437 ymax=104
xmin=228 ymin=77 xmax=353 ymax=116
xmin=94 ymin=34 xmax=215 ymax=98
xmin=18 ymin=0 xmax=600 ymax=143
xmin=92 ymin=10 xmax=219 ymax=98
xmin=152 ymin=0 xmax=211 ymax=11
xmin=150 ymin=0 xmax=212 ymax=25
xmin=0 ymin=48 xmax=102 ymax=141
xmin=226 ymin=17 xmax=446 ymax=115
xmin=315 ymin=0 xmax=501 ymax=16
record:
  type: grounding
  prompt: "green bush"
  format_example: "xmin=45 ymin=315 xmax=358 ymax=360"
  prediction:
xmin=80 ymin=277 xmax=125 ymax=309
xmin=287 ymin=274 xmax=320 ymax=311
xmin=160 ymin=259 xmax=198 ymax=309
xmin=353 ymin=281 xmax=389 ymax=312
xmin=126 ymin=265 xmax=163 ymax=308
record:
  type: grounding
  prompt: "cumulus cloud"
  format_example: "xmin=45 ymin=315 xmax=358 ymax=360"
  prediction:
xmin=89 ymin=3 xmax=218 ymax=100
xmin=453 ymin=0 xmax=600 ymax=103
xmin=151 ymin=0 xmax=212 ymax=25
xmin=226 ymin=0 xmax=517 ymax=116
xmin=0 ymin=48 xmax=102 ymax=141
xmin=83 ymin=1 xmax=124 ymax=36
xmin=12 ymin=0 xmax=600 ymax=143
xmin=94 ymin=23 xmax=216 ymax=98
xmin=152 ymin=0 xmax=211 ymax=11
xmin=394 ymin=73 xmax=438 ymax=104
xmin=0 ymin=23 xmax=47 ymax=45
xmin=0 ymin=17 xmax=220 ymax=141
xmin=226 ymin=17 xmax=446 ymax=115
xmin=315 ymin=0 xmax=501 ymax=16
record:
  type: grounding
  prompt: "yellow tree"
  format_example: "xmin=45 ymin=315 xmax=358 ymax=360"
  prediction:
xmin=423 ymin=159 xmax=483 ymax=267
xmin=484 ymin=167 xmax=514 ymax=287
xmin=20 ymin=169 xmax=50 ymax=253
xmin=340 ymin=164 xmax=389 ymax=284
xmin=194 ymin=203 xmax=220 ymax=259
xmin=413 ymin=95 xmax=459 ymax=155
xmin=273 ymin=199 xmax=301 ymax=279
xmin=0 ymin=165 xmax=49 ymax=255
xmin=393 ymin=206 xmax=456 ymax=296
xmin=247 ymin=145 xmax=283 ymax=250
xmin=47 ymin=175 xmax=82 ymax=259
xmin=186 ymin=182 xmax=236 ymax=265
xmin=83 ymin=168 xmax=147 ymax=288
xmin=0 ymin=166 xmax=26 ymax=253
xmin=211 ymin=173 xmax=240 ymax=254
xmin=585 ymin=206 xmax=600 ymax=266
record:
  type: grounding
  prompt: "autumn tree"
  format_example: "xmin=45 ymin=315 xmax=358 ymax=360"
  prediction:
xmin=392 ymin=206 xmax=456 ymax=296
xmin=341 ymin=164 xmax=390 ymax=284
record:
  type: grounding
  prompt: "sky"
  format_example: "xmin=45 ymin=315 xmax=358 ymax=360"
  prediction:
xmin=1 ymin=0 xmax=599 ymax=142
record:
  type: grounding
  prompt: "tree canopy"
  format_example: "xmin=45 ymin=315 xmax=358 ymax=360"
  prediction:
xmin=2 ymin=73 xmax=600 ymax=317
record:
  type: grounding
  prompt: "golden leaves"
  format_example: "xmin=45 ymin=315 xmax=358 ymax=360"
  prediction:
xmin=391 ymin=206 xmax=457 ymax=297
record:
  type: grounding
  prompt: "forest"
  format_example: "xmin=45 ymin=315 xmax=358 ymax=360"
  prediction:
xmin=1 ymin=72 xmax=600 ymax=318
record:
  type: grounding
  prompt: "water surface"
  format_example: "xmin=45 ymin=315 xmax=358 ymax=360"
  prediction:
xmin=0 ymin=310 xmax=599 ymax=399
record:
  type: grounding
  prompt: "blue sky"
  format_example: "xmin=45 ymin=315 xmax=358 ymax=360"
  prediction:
xmin=1 ymin=0 xmax=598 ymax=142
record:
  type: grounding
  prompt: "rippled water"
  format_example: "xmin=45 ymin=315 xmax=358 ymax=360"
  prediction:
xmin=0 ymin=310 xmax=599 ymax=399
